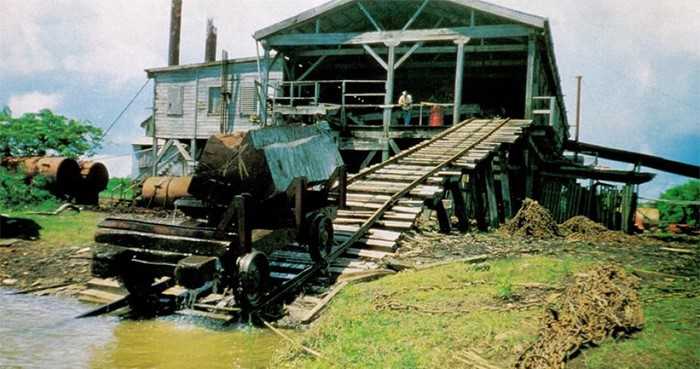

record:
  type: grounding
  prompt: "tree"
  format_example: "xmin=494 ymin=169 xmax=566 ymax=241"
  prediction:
xmin=0 ymin=109 xmax=103 ymax=158
xmin=657 ymin=180 xmax=700 ymax=226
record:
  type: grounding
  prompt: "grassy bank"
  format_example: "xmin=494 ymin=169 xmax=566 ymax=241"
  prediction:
xmin=0 ymin=210 xmax=106 ymax=291
xmin=271 ymin=255 xmax=700 ymax=369
xmin=1 ymin=210 xmax=104 ymax=247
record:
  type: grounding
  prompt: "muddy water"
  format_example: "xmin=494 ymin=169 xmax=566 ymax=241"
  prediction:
xmin=0 ymin=289 xmax=282 ymax=369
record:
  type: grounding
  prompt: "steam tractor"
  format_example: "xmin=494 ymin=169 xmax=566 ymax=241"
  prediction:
xmin=91 ymin=124 xmax=346 ymax=315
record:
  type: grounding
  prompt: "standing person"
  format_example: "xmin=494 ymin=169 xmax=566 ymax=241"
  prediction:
xmin=398 ymin=91 xmax=413 ymax=126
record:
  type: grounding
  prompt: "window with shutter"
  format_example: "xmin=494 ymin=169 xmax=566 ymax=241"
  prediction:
xmin=167 ymin=86 xmax=184 ymax=116
xmin=239 ymin=80 xmax=258 ymax=116
xmin=208 ymin=86 xmax=222 ymax=115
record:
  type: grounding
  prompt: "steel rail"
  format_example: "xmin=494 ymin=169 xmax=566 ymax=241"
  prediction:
xmin=257 ymin=118 xmax=511 ymax=310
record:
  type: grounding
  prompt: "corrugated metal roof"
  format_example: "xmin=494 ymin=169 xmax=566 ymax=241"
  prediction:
xmin=254 ymin=0 xmax=546 ymax=40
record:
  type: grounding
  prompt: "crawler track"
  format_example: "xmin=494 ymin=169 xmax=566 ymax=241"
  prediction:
xmin=262 ymin=118 xmax=532 ymax=310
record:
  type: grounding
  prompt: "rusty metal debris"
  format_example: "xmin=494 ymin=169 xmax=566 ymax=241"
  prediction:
xmin=516 ymin=265 xmax=644 ymax=369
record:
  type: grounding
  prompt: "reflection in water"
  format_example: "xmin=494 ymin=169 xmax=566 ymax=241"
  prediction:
xmin=1 ymin=289 xmax=281 ymax=369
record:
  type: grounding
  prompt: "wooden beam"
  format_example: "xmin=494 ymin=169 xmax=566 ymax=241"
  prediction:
xmin=360 ymin=150 xmax=378 ymax=169
xmin=267 ymin=25 xmax=531 ymax=46
xmin=565 ymin=141 xmax=700 ymax=179
xmin=484 ymin=161 xmax=500 ymax=228
xmin=295 ymin=44 xmax=527 ymax=57
xmin=297 ymin=55 xmax=327 ymax=81
xmin=452 ymin=39 xmax=467 ymax=125
xmin=524 ymin=33 xmax=536 ymax=119
xmin=362 ymin=44 xmax=388 ymax=70
xmin=388 ymin=139 xmax=401 ymax=155
xmin=402 ymin=0 xmax=430 ymax=31
xmin=357 ymin=1 xmax=383 ymax=31
xmin=261 ymin=47 xmax=271 ymax=125
xmin=394 ymin=42 xmax=423 ymax=69
xmin=497 ymin=151 xmax=513 ymax=219
xmin=382 ymin=42 xmax=398 ymax=161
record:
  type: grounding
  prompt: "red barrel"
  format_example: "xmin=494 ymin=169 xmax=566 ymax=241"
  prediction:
xmin=429 ymin=105 xmax=444 ymax=127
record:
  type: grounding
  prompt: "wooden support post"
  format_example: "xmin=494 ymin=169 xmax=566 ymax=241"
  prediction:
xmin=382 ymin=42 xmax=399 ymax=161
xmin=497 ymin=151 xmax=513 ymax=220
xmin=260 ymin=46 xmax=271 ymax=126
xmin=524 ymin=33 xmax=536 ymax=119
xmin=484 ymin=161 xmax=500 ymax=228
xmin=338 ymin=166 xmax=347 ymax=209
xmin=524 ymin=148 xmax=534 ymax=199
xmin=341 ymin=80 xmax=347 ymax=127
xmin=470 ymin=170 xmax=488 ymax=232
xmin=449 ymin=177 xmax=469 ymax=232
xmin=429 ymin=194 xmax=452 ymax=234
xmin=453 ymin=38 xmax=468 ymax=125
xmin=621 ymin=183 xmax=634 ymax=234
xmin=294 ymin=177 xmax=307 ymax=236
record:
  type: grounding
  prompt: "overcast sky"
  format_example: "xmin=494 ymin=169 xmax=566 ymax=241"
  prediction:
xmin=1 ymin=0 xmax=698 ymax=197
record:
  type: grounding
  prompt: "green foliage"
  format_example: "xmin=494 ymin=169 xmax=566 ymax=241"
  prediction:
xmin=100 ymin=177 xmax=136 ymax=200
xmin=0 ymin=168 xmax=58 ymax=211
xmin=496 ymin=276 xmax=514 ymax=300
xmin=658 ymin=180 xmax=700 ymax=225
xmin=0 ymin=109 xmax=102 ymax=158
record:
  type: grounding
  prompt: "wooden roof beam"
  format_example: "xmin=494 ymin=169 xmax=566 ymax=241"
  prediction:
xmin=266 ymin=24 xmax=530 ymax=47
xmin=294 ymin=44 xmax=526 ymax=57
xmin=403 ymin=0 xmax=431 ymax=31
xmin=357 ymin=1 xmax=383 ymax=31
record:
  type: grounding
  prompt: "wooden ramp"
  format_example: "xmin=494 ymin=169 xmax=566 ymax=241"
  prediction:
xmin=269 ymin=118 xmax=531 ymax=282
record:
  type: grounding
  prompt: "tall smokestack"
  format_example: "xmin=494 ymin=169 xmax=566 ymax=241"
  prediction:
xmin=168 ymin=0 xmax=183 ymax=66
xmin=204 ymin=18 xmax=218 ymax=63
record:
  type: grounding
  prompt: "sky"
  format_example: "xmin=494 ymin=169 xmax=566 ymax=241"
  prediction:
xmin=0 ymin=0 xmax=698 ymax=197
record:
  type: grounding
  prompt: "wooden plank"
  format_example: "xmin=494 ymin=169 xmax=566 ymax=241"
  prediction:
xmin=344 ymin=247 xmax=394 ymax=259
xmin=362 ymin=44 xmax=388 ymax=70
xmin=334 ymin=225 xmax=402 ymax=241
xmin=524 ymin=33 xmax=536 ymax=119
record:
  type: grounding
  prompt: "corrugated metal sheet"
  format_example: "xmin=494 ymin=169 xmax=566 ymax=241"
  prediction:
xmin=261 ymin=130 xmax=344 ymax=192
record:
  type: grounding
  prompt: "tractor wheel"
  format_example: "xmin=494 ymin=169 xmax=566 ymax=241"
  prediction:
xmin=306 ymin=212 xmax=334 ymax=265
xmin=237 ymin=251 xmax=270 ymax=310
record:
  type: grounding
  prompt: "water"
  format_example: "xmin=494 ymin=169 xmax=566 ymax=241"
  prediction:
xmin=0 ymin=289 xmax=282 ymax=369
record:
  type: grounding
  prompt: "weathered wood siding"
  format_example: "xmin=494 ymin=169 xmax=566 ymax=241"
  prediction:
xmin=153 ymin=61 xmax=282 ymax=139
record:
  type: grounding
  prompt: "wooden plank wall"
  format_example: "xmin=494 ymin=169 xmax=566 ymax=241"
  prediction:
xmin=153 ymin=62 xmax=282 ymax=139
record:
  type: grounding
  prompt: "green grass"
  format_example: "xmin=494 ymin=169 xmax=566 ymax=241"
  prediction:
xmin=271 ymin=255 xmax=700 ymax=369
xmin=270 ymin=256 xmax=596 ymax=369
xmin=571 ymin=295 xmax=700 ymax=369
xmin=100 ymin=177 xmax=137 ymax=200
xmin=1 ymin=210 xmax=104 ymax=247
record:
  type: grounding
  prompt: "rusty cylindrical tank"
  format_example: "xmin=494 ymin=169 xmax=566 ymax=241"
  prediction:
xmin=79 ymin=161 xmax=110 ymax=192
xmin=1 ymin=157 xmax=82 ymax=197
xmin=141 ymin=176 xmax=192 ymax=208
